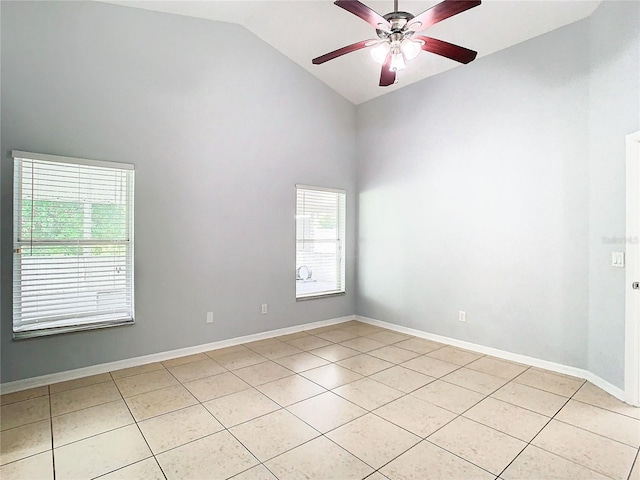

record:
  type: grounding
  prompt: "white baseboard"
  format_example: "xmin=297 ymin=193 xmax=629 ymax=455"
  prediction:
xmin=356 ymin=315 xmax=629 ymax=404
xmin=3 ymin=313 xmax=631 ymax=406
xmin=0 ymin=315 xmax=356 ymax=395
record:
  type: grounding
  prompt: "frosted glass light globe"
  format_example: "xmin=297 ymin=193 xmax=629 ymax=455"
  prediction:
xmin=390 ymin=52 xmax=406 ymax=71
xmin=401 ymin=38 xmax=422 ymax=61
xmin=370 ymin=42 xmax=390 ymax=64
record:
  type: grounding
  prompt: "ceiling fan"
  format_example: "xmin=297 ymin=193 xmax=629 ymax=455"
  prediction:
xmin=312 ymin=0 xmax=481 ymax=87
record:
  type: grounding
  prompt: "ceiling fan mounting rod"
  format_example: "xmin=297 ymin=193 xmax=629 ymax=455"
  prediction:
xmin=394 ymin=0 xmax=398 ymax=12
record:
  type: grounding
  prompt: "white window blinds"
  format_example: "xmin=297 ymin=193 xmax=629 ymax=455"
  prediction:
xmin=296 ymin=185 xmax=346 ymax=299
xmin=12 ymin=151 xmax=135 ymax=337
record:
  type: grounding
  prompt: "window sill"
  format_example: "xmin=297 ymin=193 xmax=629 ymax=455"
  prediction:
xmin=13 ymin=318 xmax=135 ymax=340
xmin=296 ymin=292 xmax=346 ymax=301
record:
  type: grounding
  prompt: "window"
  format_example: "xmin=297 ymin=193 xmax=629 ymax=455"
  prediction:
xmin=12 ymin=151 xmax=135 ymax=338
xmin=296 ymin=185 xmax=346 ymax=299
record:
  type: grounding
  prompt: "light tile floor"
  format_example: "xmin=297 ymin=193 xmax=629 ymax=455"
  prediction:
xmin=1 ymin=321 xmax=639 ymax=480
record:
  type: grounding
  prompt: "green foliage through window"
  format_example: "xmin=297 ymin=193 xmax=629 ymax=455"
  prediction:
xmin=21 ymin=200 xmax=126 ymax=256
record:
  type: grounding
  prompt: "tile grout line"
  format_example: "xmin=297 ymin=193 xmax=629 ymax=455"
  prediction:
xmin=568 ymin=393 xmax=640 ymax=421
xmin=551 ymin=416 xmax=640 ymax=449
xmin=0 ymin=400 xmax=54 ymax=432
xmin=463 ymin=365 xmax=582 ymax=418
xmin=364 ymin=360 xmax=517 ymax=479
xmin=213 ymin=421 xmax=265 ymax=478
xmin=220 ymin=343 xmax=404 ymax=480
xmin=48 ymin=377 xmax=126 ymax=419
xmin=506 ymin=376 xmax=587 ymax=398
xmin=379 ymin=364 xmax=537 ymax=478
xmin=493 ymin=377 xmax=621 ymax=480
xmin=0 ymin=396 xmax=56 ymax=471
xmin=47 ymin=399 xmax=155 ymax=450
xmin=371 ymin=363 xmax=584 ymax=479
xmin=491 ymin=366 xmax=570 ymax=479
xmin=281 ymin=344 xmax=491 ymax=477
xmin=370 ymin=362 xmax=581 ymax=477
xmin=218 ymin=373 xmax=322 ymax=465
xmin=198 ymin=359 xmax=333 ymax=480
xmin=154 ymin=352 xmax=288 ymax=478
xmin=109 ymin=370 xmax=168 ymax=480
xmin=48 ymin=384 xmax=56 ymax=480
xmin=533 ymin=379 xmax=640 ymax=448
xmin=215 ymin=336 xmax=409 ymax=477
xmin=0 ymin=389 xmax=49 ymax=406
xmin=425 ymin=438 xmax=498 ymax=477
xmin=49 ymin=376 xmax=114 ymax=396
xmin=627 ymin=449 xmax=639 ymax=480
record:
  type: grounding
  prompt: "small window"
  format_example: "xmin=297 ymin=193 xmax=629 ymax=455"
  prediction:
xmin=12 ymin=151 xmax=135 ymax=338
xmin=296 ymin=185 xmax=346 ymax=299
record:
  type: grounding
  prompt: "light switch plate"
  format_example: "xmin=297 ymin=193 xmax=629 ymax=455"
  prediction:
xmin=612 ymin=252 xmax=625 ymax=268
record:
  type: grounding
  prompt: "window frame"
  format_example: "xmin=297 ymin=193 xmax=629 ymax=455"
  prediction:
xmin=295 ymin=184 xmax=346 ymax=300
xmin=12 ymin=150 xmax=135 ymax=339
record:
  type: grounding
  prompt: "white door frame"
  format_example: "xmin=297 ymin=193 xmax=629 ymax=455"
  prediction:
xmin=625 ymin=130 xmax=640 ymax=407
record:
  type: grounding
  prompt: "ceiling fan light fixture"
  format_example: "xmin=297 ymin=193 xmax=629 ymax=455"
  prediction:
xmin=370 ymin=42 xmax=390 ymax=64
xmin=390 ymin=50 xmax=406 ymax=71
xmin=400 ymin=38 xmax=422 ymax=61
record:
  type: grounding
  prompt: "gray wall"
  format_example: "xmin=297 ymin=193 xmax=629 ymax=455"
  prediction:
xmin=587 ymin=1 xmax=640 ymax=387
xmin=357 ymin=1 xmax=639 ymax=388
xmin=0 ymin=1 xmax=357 ymax=383
xmin=357 ymin=20 xmax=591 ymax=370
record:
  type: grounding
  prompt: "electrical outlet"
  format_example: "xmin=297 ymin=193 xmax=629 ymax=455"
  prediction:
xmin=458 ymin=311 xmax=466 ymax=322
xmin=206 ymin=312 xmax=214 ymax=324
xmin=261 ymin=304 xmax=268 ymax=315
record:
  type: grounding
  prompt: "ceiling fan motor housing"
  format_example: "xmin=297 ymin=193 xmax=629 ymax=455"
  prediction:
xmin=377 ymin=11 xmax=415 ymax=38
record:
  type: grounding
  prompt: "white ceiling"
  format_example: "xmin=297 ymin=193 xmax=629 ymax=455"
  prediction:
xmin=101 ymin=0 xmax=601 ymax=104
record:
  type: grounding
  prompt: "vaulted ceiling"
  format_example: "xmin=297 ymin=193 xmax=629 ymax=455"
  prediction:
xmin=102 ymin=0 xmax=601 ymax=104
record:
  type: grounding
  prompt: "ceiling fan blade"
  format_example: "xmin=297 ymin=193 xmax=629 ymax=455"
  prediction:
xmin=379 ymin=52 xmax=396 ymax=87
xmin=335 ymin=0 xmax=391 ymax=31
xmin=416 ymin=36 xmax=478 ymax=64
xmin=312 ymin=39 xmax=378 ymax=65
xmin=408 ymin=0 xmax=481 ymax=32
